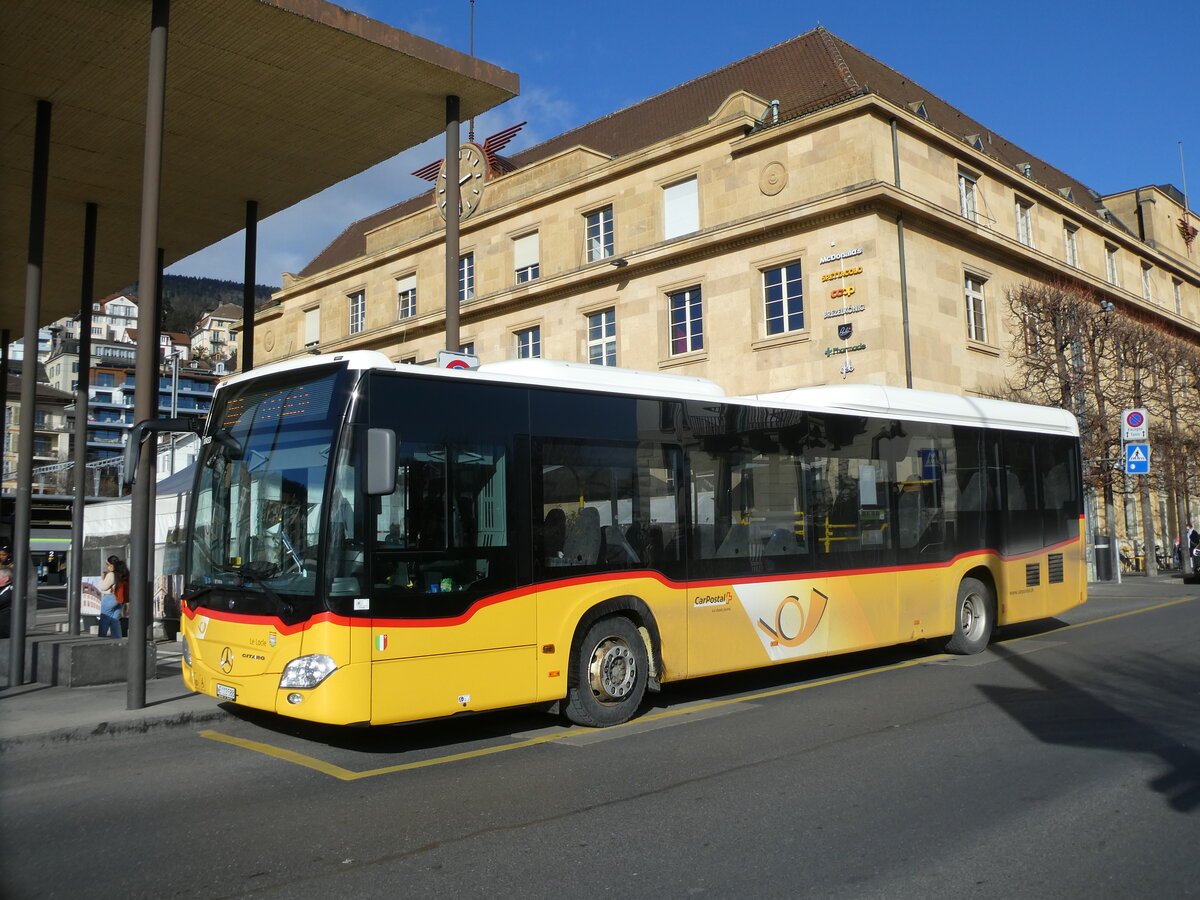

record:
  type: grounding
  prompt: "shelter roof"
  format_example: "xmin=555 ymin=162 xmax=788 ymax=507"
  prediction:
xmin=2 ymin=0 xmax=519 ymax=335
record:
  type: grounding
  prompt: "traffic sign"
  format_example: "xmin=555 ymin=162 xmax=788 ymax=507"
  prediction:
xmin=1125 ymin=443 xmax=1150 ymax=475
xmin=436 ymin=350 xmax=480 ymax=370
xmin=1121 ymin=408 xmax=1148 ymax=442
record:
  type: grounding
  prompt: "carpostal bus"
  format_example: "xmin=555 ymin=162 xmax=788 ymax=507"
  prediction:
xmin=178 ymin=351 xmax=1084 ymax=728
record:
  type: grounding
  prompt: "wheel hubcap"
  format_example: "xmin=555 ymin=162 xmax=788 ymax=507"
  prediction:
xmin=961 ymin=593 xmax=983 ymax=638
xmin=588 ymin=637 xmax=636 ymax=704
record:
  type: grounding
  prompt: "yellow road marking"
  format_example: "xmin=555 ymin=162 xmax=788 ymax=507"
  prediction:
xmin=200 ymin=595 xmax=1194 ymax=780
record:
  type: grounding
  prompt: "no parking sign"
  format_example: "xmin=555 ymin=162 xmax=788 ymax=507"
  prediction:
xmin=1121 ymin=408 xmax=1148 ymax=442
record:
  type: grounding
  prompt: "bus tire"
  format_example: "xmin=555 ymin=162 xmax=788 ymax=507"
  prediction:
xmin=945 ymin=577 xmax=994 ymax=655
xmin=565 ymin=616 xmax=648 ymax=727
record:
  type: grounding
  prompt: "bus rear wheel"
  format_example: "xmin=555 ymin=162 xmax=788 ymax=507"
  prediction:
xmin=565 ymin=616 xmax=648 ymax=727
xmin=945 ymin=577 xmax=994 ymax=655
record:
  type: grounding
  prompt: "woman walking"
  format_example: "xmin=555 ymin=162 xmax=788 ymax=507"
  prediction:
xmin=98 ymin=555 xmax=129 ymax=638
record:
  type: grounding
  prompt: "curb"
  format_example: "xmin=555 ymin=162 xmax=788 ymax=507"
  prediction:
xmin=0 ymin=704 xmax=235 ymax=752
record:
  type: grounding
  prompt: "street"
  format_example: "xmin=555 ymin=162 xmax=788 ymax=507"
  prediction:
xmin=2 ymin=582 xmax=1198 ymax=899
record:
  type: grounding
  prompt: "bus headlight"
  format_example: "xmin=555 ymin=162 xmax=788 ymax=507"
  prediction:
xmin=181 ymin=637 xmax=192 ymax=667
xmin=279 ymin=654 xmax=338 ymax=689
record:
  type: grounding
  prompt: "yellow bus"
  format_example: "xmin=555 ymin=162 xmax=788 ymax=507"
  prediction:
xmin=178 ymin=352 xmax=1084 ymax=727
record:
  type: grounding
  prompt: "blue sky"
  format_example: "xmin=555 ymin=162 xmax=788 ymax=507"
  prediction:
xmin=168 ymin=0 xmax=1199 ymax=286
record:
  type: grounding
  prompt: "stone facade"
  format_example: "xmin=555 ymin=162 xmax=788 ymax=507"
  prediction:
xmin=253 ymin=79 xmax=1198 ymax=403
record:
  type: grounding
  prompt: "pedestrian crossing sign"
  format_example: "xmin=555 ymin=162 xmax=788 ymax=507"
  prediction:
xmin=1124 ymin=443 xmax=1150 ymax=475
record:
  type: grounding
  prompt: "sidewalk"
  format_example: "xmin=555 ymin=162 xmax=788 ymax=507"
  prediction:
xmin=0 ymin=611 xmax=233 ymax=751
xmin=1 ymin=572 xmax=1195 ymax=751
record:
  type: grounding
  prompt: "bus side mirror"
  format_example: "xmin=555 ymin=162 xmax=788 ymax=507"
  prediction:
xmin=365 ymin=428 xmax=396 ymax=496
xmin=123 ymin=414 xmax=206 ymax=486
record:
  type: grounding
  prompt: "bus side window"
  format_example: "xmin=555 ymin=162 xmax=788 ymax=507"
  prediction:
xmin=537 ymin=439 xmax=681 ymax=574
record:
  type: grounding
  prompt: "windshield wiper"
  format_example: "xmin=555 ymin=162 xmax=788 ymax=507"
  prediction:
xmin=237 ymin=564 xmax=294 ymax=617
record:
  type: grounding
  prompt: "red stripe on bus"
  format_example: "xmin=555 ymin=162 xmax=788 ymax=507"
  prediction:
xmin=181 ymin=533 xmax=1080 ymax=632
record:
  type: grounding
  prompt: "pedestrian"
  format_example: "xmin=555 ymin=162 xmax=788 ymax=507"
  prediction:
xmin=0 ymin=545 xmax=10 ymax=568
xmin=0 ymin=566 xmax=12 ymax=639
xmin=1188 ymin=522 xmax=1200 ymax=579
xmin=97 ymin=555 xmax=129 ymax=638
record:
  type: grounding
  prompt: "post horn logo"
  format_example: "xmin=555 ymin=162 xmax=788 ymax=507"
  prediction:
xmin=219 ymin=647 xmax=234 ymax=674
xmin=757 ymin=588 xmax=829 ymax=647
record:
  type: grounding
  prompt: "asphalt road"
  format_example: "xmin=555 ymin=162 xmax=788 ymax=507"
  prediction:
xmin=2 ymin=583 xmax=1198 ymax=899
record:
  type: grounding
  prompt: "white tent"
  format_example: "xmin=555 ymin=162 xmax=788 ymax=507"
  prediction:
xmin=84 ymin=464 xmax=195 ymax=546
xmin=83 ymin=465 xmax=195 ymax=636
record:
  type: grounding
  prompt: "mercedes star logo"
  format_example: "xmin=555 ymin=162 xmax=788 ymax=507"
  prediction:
xmin=219 ymin=646 xmax=234 ymax=674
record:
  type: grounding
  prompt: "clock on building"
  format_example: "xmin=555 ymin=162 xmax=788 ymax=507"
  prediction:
xmin=437 ymin=143 xmax=486 ymax=221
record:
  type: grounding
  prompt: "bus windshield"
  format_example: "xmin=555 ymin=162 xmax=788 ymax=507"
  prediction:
xmin=185 ymin=364 xmax=355 ymax=615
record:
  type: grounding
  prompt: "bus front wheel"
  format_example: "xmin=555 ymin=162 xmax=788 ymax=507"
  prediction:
xmin=945 ymin=577 xmax=993 ymax=655
xmin=565 ymin=616 xmax=648 ymax=727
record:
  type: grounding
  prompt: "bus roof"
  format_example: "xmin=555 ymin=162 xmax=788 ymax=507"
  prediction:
xmin=221 ymin=353 xmax=1077 ymax=437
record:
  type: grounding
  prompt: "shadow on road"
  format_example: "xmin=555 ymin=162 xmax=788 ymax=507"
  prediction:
xmin=220 ymin=617 xmax=1075 ymax=758
xmin=980 ymin=643 xmax=1200 ymax=813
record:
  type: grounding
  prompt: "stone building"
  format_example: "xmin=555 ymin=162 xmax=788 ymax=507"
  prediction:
xmin=249 ymin=27 xmax=1200 ymax=567
xmin=253 ymin=27 xmax=1198 ymax=400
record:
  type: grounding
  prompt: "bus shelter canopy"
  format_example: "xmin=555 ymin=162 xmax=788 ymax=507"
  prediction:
xmin=0 ymin=0 xmax=519 ymax=335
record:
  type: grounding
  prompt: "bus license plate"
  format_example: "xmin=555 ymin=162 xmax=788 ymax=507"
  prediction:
xmin=216 ymin=683 xmax=237 ymax=701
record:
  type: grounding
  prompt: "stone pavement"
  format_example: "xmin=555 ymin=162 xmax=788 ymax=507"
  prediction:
xmin=1 ymin=571 xmax=1195 ymax=751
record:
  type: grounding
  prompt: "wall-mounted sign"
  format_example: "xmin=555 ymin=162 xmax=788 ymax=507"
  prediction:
xmin=824 ymin=304 xmax=866 ymax=319
xmin=826 ymin=343 xmax=866 ymax=356
xmin=821 ymin=266 xmax=863 ymax=283
xmin=837 ymin=323 xmax=853 ymax=340
xmin=830 ymin=286 xmax=857 ymax=299
xmin=819 ymin=247 xmax=864 ymax=264
xmin=839 ymin=360 xmax=855 ymax=377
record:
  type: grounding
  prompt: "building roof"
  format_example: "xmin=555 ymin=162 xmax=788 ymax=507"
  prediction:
xmin=200 ymin=303 xmax=245 ymax=322
xmin=2 ymin=0 xmax=520 ymax=336
xmin=299 ymin=27 xmax=1119 ymax=277
xmin=4 ymin=375 xmax=75 ymax=407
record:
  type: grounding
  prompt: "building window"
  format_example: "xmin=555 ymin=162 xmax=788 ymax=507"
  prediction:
xmin=663 ymin=177 xmax=699 ymax=240
xmin=587 ymin=308 xmax=616 ymax=366
xmin=1105 ymin=244 xmax=1120 ymax=285
xmin=965 ymin=274 xmax=987 ymax=343
xmin=763 ymin=262 xmax=804 ymax=335
xmin=1063 ymin=222 xmax=1079 ymax=267
xmin=1173 ymin=279 xmax=1183 ymax=315
xmin=1141 ymin=263 xmax=1153 ymax=301
xmin=668 ymin=287 xmax=704 ymax=355
xmin=348 ymin=290 xmax=366 ymax=335
xmin=458 ymin=253 xmax=475 ymax=302
xmin=1015 ymin=198 xmax=1034 ymax=247
xmin=515 ymin=326 xmax=541 ymax=359
xmin=304 ymin=308 xmax=320 ymax=346
xmin=958 ymin=170 xmax=979 ymax=222
xmin=396 ymin=275 xmax=416 ymax=319
xmin=585 ymin=206 xmax=614 ymax=262
xmin=96 ymin=372 xmax=115 ymax=387
xmin=513 ymin=232 xmax=540 ymax=284
xmin=459 ymin=342 xmax=475 ymax=356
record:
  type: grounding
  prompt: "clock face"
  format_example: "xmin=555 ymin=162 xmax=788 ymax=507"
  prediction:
xmin=438 ymin=143 xmax=486 ymax=221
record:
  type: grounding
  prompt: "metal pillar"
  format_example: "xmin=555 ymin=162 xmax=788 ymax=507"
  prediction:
xmin=242 ymin=200 xmax=257 ymax=372
xmin=9 ymin=99 xmax=52 ymax=688
xmin=128 ymin=0 xmax=169 ymax=708
xmin=444 ymin=95 xmax=461 ymax=352
xmin=68 ymin=202 xmax=98 ymax=635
